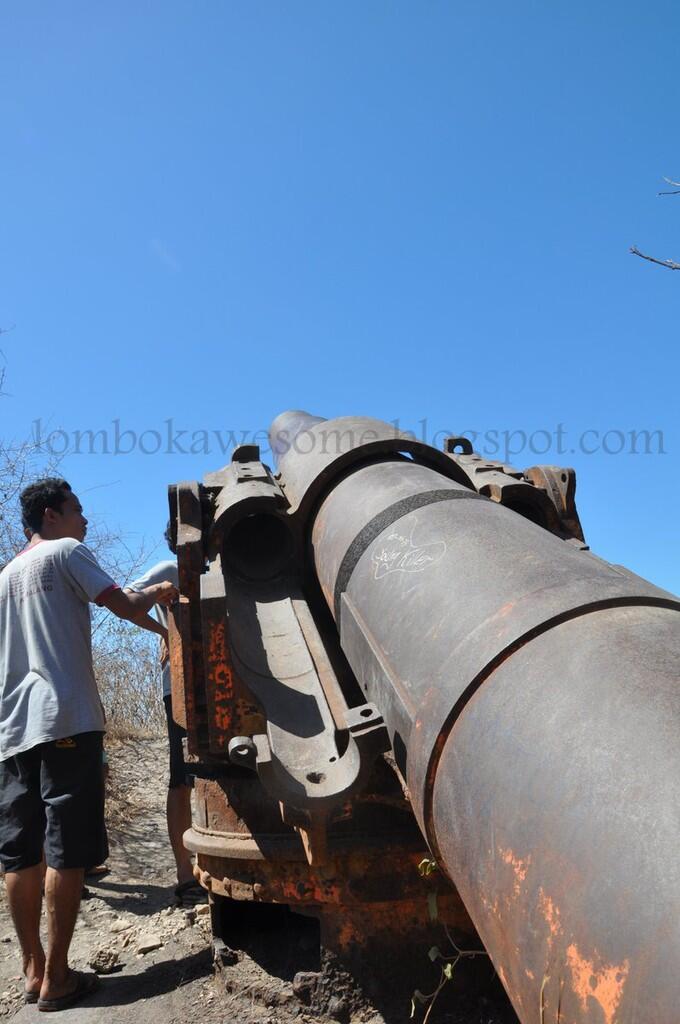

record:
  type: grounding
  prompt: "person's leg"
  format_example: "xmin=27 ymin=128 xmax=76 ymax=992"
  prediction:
xmin=40 ymin=733 xmax=106 ymax=1001
xmin=163 ymin=694 xmax=194 ymax=884
xmin=0 ymin=749 xmax=46 ymax=998
xmin=40 ymin=867 xmax=84 ymax=1000
xmin=4 ymin=864 xmax=45 ymax=998
xmin=167 ymin=784 xmax=193 ymax=883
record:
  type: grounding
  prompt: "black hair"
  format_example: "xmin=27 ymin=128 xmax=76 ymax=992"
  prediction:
xmin=20 ymin=478 xmax=73 ymax=533
xmin=164 ymin=518 xmax=177 ymax=555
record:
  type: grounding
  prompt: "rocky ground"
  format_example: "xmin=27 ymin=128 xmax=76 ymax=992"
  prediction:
xmin=0 ymin=737 xmax=516 ymax=1024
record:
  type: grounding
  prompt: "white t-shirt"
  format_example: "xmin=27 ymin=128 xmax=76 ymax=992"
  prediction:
xmin=128 ymin=559 xmax=178 ymax=697
xmin=0 ymin=539 xmax=117 ymax=760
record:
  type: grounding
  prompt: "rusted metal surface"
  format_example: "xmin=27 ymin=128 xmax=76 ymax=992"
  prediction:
xmin=169 ymin=409 xmax=680 ymax=1022
xmin=433 ymin=604 xmax=680 ymax=1024
xmin=185 ymin=767 xmax=478 ymax=1013
xmin=269 ymin=410 xmax=472 ymax=520
xmin=168 ymin=481 xmax=206 ymax=751
xmin=443 ymin=440 xmax=586 ymax=542
xmin=274 ymin=411 xmax=680 ymax=1023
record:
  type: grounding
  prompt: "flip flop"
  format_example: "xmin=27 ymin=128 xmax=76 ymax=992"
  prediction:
xmin=37 ymin=970 xmax=99 ymax=1012
xmin=24 ymin=991 xmax=39 ymax=1004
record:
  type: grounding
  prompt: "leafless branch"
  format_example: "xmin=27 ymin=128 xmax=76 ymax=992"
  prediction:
xmin=657 ymin=176 xmax=680 ymax=196
xmin=629 ymin=246 xmax=680 ymax=271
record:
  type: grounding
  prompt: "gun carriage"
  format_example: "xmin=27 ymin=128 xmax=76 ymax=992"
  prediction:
xmin=168 ymin=411 xmax=680 ymax=1024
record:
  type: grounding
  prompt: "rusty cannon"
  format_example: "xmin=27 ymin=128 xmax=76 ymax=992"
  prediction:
xmin=168 ymin=410 xmax=680 ymax=1023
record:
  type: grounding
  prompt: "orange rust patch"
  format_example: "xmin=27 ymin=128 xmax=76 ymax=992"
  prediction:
xmin=208 ymin=621 xmax=226 ymax=660
xmin=525 ymin=968 xmax=535 ymax=981
xmin=499 ymin=847 xmax=530 ymax=897
xmin=498 ymin=965 xmax=508 ymax=989
xmin=481 ymin=892 xmax=500 ymax=918
xmin=538 ymin=889 xmax=562 ymax=940
xmin=566 ymin=943 xmax=629 ymax=1024
xmin=336 ymin=917 xmax=359 ymax=950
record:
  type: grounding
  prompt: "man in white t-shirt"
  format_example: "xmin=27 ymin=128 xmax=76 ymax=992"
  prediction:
xmin=0 ymin=478 xmax=177 ymax=1011
xmin=126 ymin=524 xmax=202 ymax=906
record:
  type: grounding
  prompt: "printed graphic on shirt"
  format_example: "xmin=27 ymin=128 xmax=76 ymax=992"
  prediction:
xmin=7 ymin=558 xmax=55 ymax=602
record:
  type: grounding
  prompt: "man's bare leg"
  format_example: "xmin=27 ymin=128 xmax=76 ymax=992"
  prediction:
xmin=4 ymin=864 xmax=45 ymax=998
xmin=40 ymin=866 xmax=84 ymax=1001
xmin=167 ymin=784 xmax=193 ymax=884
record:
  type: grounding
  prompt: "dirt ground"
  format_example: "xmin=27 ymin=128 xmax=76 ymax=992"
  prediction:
xmin=0 ymin=737 xmax=516 ymax=1024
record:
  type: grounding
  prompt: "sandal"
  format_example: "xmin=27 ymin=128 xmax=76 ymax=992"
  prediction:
xmin=37 ymin=970 xmax=99 ymax=1012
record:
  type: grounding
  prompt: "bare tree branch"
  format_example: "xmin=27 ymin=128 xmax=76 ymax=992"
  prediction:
xmin=657 ymin=176 xmax=680 ymax=196
xmin=629 ymin=246 xmax=680 ymax=271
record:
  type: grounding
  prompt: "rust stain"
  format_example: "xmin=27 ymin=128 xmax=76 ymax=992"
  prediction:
xmin=499 ymin=847 xmax=530 ymax=897
xmin=208 ymin=622 xmax=226 ymax=661
xmin=566 ymin=943 xmax=629 ymax=1024
xmin=481 ymin=892 xmax=500 ymax=918
xmin=214 ymin=706 xmax=232 ymax=729
xmin=498 ymin=965 xmax=508 ymax=989
xmin=538 ymin=888 xmax=562 ymax=940
xmin=525 ymin=968 xmax=535 ymax=980
xmin=336 ymin=917 xmax=359 ymax=950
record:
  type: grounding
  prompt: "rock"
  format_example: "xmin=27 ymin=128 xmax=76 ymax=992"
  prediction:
xmin=196 ymin=903 xmax=211 ymax=917
xmin=110 ymin=919 xmax=131 ymax=934
xmin=136 ymin=933 xmax=164 ymax=954
xmin=273 ymin=991 xmax=296 ymax=1007
xmin=292 ymin=971 xmax=319 ymax=1003
xmin=89 ymin=948 xmax=121 ymax=974
xmin=212 ymin=938 xmax=238 ymax=966
xmin=1 ymin=934 xmax=13 ymax=943
xmin=328 ymin=995 xmax=349 ymax=1022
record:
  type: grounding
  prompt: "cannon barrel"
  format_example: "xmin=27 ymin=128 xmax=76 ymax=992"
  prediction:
xmin=269 ymin=410 xmax=680 ymax=1024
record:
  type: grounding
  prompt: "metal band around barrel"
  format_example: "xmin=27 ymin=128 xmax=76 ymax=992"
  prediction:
xmin=333 ymin=489 xmax=485 ymax=622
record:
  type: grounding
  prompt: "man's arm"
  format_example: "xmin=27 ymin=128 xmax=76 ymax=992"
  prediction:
xmin=99 ymin=582 xmax=177 ymax=636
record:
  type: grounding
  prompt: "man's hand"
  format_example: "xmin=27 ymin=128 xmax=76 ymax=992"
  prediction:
xmin=150 ymin=581 xmax=178 ymax=606
xmin=101 ymin=581 xmax=177 ymax=628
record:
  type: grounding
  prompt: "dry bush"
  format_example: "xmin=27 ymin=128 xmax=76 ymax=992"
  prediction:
xmin=89 ymin=526 xmax=166 ymax=738
xmin=94 ymin=616 xmax=165 ymax=738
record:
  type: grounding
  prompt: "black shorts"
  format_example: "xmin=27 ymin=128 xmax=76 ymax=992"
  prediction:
xmin=0 ymin=732 xmax=108 ymax=873
xmin=163 ymin=695 xmax=190 ymax=789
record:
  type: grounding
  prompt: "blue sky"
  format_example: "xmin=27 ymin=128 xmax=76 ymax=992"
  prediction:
xmin=1 ymin=2 xmax=678 ymax=591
